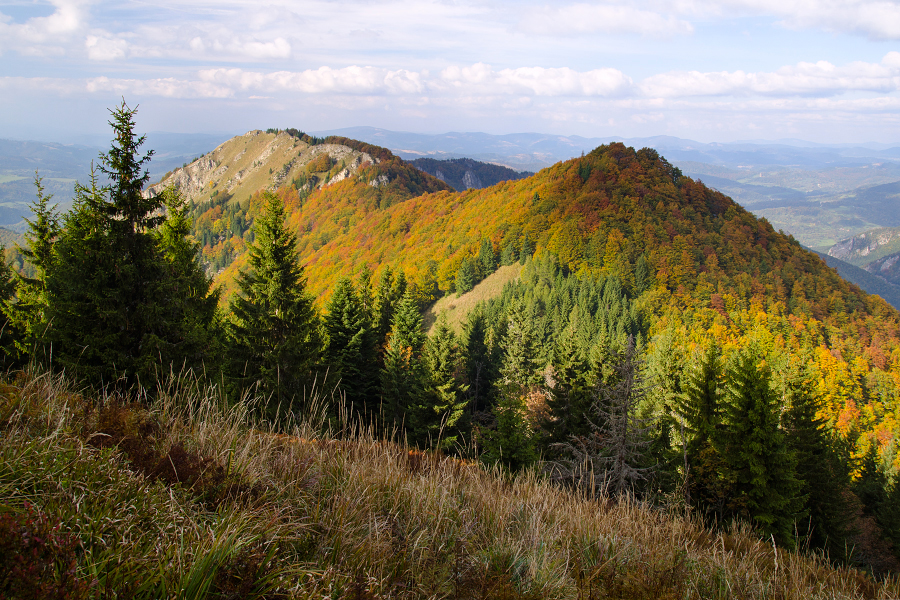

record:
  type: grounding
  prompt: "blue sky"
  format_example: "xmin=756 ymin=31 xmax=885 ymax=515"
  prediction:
xmin=2 ymin=0 xmax=900 ymax=144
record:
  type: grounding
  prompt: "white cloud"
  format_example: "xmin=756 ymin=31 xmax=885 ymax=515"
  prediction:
xmin=85 ymin=34 xmax=127 ymax=60
xmin=85 ymin=76 xmax=233 ymax=98
xmin=640 ymin=53 xmax=900 ymax=97
xmin=0 ymin=0 xmax=90 ymax=55
xmin=437 ymin=64 xmax=633 ymax=97
xmin=198 ymin=66 xmax=422 ymax=95
xmin=735 ymin=0 xmax=900 ymax=40
xmin=519 ymin=3 xmax=694 ymax=37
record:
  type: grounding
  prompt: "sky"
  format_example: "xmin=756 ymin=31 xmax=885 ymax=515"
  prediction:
xmin=2 ymin=0 xmax=900 ymax=144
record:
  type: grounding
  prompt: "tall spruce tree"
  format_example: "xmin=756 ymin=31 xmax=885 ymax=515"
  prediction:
xmin=480 ymin=299 xmax=540 ymax=471
xmin=421 ymin=316 xmax=469 ymax=450
xmin=380 ymin=289 xmax=427 ymax=438
xmin=477 ymin=238 xmax=497 ymax=279
xmin=229 ymin=191 xmax=323 ymax=416
xmin=721 ymin=345 xmax=801 ymax=547
xmin=784 ymin=370 xmax=853 ymax=561
xmin=676 ymin=344 xmax=728 ymax=515
xmin=148 ymin=187 xmax=221 ymax=378
xmin=47 ymin=102 xmax=218 ymax=390
xmin=455 ymin=257 xmax=476 ymax=295
xmin=7 ymin=171 xmax=59 ymax=364
xmin=323 ymin=277 xmax=378 ymax=417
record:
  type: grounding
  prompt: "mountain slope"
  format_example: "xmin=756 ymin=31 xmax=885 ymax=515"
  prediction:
xmin=409 ymin=157 xmax=532 ymax=191
xmin=814 ymin=250 xmax=900 ymax=310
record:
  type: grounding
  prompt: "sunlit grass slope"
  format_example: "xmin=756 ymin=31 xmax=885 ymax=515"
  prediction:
xmin=1 ymin=371 xmax=897 ymax=599
xmin=423 ymin=263 xmax=522 ymax=334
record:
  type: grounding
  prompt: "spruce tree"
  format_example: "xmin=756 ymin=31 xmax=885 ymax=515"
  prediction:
xmin=420 ymin=316 xmax=469 ymax=450
xmin=380 ymin=289 xmax=427 ymax=438
xmin=455 ymin=257 xmax=476 ymax=295
xmin=721 ymin=345 xmax=801 ymax=547
xmin=477 ymin=238 xmax=497 ymax=279
xmin=545 ymin=313 xmax=593 ymax=447
xmin=7 ymin=171 xmax=59 ymax=364
xmin=676 ymin=344 xmax=728 ymax=514
xmin=46 ymin=103 xmax=217 ymax=390
xmin=481 ymin=299 xmax=540 ymax=471
xmin=147 ymin=187 xmax=221 ymax=378
xmin=500 ymin=242 xmax=516 ymax=266
xmin=784 ymin=371 xmax=853 ymax=561
xmin=461 ymin=307 xmax=500 ymax=415
xmin=0 ymin=246 xmax=18 ymax=366
xmin=229 ymin=191 xmax=323 ymax=416
xmin=323 ymin=277 xmax=378 ymax=417
xmin=46 ymin=168 xmax=117 ymax=384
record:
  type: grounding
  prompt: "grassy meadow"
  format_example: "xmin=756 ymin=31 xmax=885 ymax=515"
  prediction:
xmin=1 ymin=369 xmax=897 ymax=599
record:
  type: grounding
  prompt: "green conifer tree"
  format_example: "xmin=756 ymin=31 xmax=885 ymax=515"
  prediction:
xmin=147 ymin=187 xmax=221 ymax=378
xmin=676 ymin=344 xmax=728 ymax=514
xmin=420 ymin=316 xmax=469 ymax=450
xmin=47 ymin=103 xmax=217 ymax=390
xmin=500 ymin=242 xmax=516 ymax=266
xmin=455 ymin=257 xmax=476 ymax=295
xmin=784 ymin=370 xmax=853 ymax=561
xmin=721 ymin=345 xmax=801 ymax=547
xmin=7 ymin=171 xmax=59 ymax=364
xmin=477 ymin=238 xmax=497 ymax=279
xmin=380 ymin=289 xmax=427 ymax=438
xmin=481 ymin=299 xmax=539 ymax=471
xmin=323 ymin=277 xmax=378 ymax=417
xmin=229 ymin=191 xmax=323 ymax=417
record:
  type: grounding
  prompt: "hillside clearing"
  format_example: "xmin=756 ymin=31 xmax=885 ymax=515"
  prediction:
xmin=424 ymin=263 xmax=522 ymax=334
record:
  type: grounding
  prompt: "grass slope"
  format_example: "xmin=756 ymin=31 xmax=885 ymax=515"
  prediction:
xmin=1 ymin=371 xmax=895 ymax=599
xmin=423 ymin=263 xmax=522 ymax=333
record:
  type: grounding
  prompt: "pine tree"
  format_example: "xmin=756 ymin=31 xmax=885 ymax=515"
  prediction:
xmin=455 ymin=257 xmax=476 ymax=295
xmin=46 ymin=103 xmax=217 ymax=390
xmin=7 ymin=171 xmax=59 ymax=364
xmin=481 ymin=299 xmax=540 ymax=471
xmin=477 ymin=238 xmax=497 ymax=279
xmin=323 ymin=277 xmax=378 ymax=417
xmin=147 ymin=187 xmax=221 ymax=378
xmin=721 ymin=345 xmax=801 ymax=547
xmin=676 ymin=344 xmax=727 ymax=514
xmin=380 ymin=290 xmax=427 ymax=438
xmin=420 ymin=316 xmax=469 ymax=450
xmin=784 ymin=371 xmax=853 ymax=561
xmin=229 ymin=191 xmax=323 ymax=417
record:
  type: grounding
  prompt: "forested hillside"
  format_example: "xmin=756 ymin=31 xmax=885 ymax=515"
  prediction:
xmin=409 ymin=157 xmax=532 ymax=191
xmin=4 ymin=104 xmax=900 ymax=589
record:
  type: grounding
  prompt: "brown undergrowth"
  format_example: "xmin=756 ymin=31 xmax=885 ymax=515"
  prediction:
xmin=0 ymin=368 xmax=897 ymax=599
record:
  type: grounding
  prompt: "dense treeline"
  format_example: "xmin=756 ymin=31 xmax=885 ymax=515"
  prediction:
xmin=3 ymin=103 xmax=899 ymax=575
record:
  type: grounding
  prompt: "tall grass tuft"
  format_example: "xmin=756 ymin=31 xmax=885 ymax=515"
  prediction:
xmin=0 ymin=368 xmax=896 ymax=599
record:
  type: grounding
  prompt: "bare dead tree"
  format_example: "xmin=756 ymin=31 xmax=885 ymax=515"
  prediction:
xmin=550 ymin=336 xmax=654 ymax=498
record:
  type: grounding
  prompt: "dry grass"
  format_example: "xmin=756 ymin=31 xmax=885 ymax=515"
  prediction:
xmin=0 ymin=368 xmax=897 ymax=599
xmin=424 ymin=263 xmax=522 ymax=334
